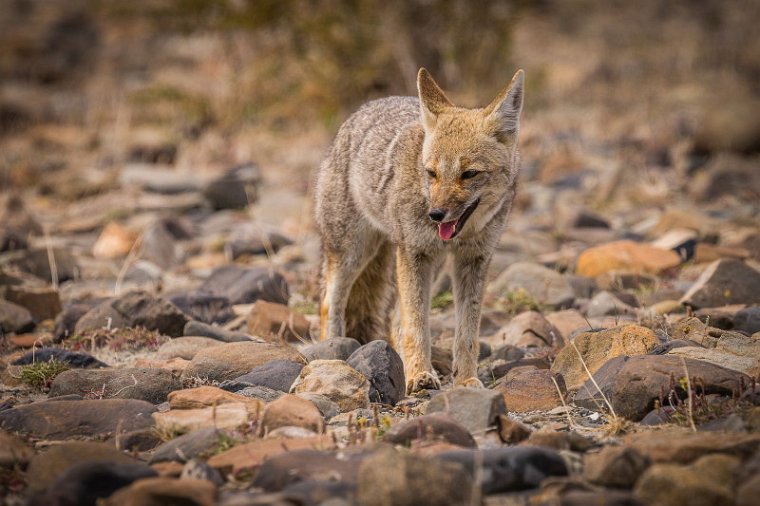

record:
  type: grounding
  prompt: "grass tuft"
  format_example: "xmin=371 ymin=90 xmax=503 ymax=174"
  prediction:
xmin=19 ymin=358 xmax=70 ymax=390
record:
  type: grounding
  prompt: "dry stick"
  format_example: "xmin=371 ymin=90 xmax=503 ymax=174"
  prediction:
xmin=44 ymin=225 xmax=59 ymax=290
xmin=680 ymin=357 xmax=697 ymax=432
xmin=114 ymin=230 xmax=145 ymax=296
xmin=569 ymin=339 xmax=618 ymax=418
xmin=551 ymin=375 xmax=578 ymax=430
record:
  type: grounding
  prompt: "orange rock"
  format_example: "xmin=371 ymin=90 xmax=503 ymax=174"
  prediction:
xmin=168 ymin=386 xmax=262 ymax=413
xmin=92 ymin=222 xmax=137 ymax=259
xmin=152 ymin=403 xmax=252 ymax=434
xmin=133 ymin=357 xmax=190 ymax=374
xmin=207 ymin=435 xmax=336 ymax=474
xmin=9 ymin=334 xmax=51 ymax=348
xmin=259 ymin=394 xmax=324 ymax=436
xmin=576 ymin=240 xmax=681 ymax=277
xmin=247 ymin=300 xmax=310 ymax=343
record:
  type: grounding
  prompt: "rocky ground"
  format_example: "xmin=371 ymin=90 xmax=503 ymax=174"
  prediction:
xmin=2 ymin=2 xmax=760 ymax=506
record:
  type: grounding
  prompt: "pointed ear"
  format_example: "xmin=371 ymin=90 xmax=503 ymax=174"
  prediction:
xmin=483 ymin=69 xmax=524 ymax=142
xmin=417 ymin=68 xmax=454 ymax=132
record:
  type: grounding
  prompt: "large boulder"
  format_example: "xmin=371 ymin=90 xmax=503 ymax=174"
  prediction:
xmin=347 ymin=340 xmax=405 ymax=406
xmin=426 ymin=387 xmax=506 ymax=434
xmin=575 ymin=240 xmax=681 ymax=277
xmin=680 ymin=259 xmax=760 ymax=309
xmin=290 ymin=360 xmax=370 ymax=412
xmin=49 ymin=368 xmax=181 ymax=403
xmin=182 ymin=341 xmax=304 ymax=383
xmin=197 ymin=265 xmax=289 ymax=305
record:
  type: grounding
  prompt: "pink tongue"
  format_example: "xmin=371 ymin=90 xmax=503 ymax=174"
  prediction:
xmin=438 ymin=221 xmax=457 ymax=241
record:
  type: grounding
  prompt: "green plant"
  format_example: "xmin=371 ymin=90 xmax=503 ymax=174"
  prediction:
xmin=431 ymin=290 xmax=454 ymax=310
xmin=19 ymin=359 xmax=70 ymax=390
xmin=496 ymin=288 xmax=547 ymax=315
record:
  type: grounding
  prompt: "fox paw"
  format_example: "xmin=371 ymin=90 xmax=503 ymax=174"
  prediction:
xmin=407 ymin=371 xmax=441 ymax=394
xmin=455 ymin=376 xmax=485 ymax=388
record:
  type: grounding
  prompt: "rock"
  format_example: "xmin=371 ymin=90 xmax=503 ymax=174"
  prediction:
xmin=498 ymin=416 xmax=532 ymax=444
xmin=182 ymin=341 xmax=304 ymax=383
xmin=156 ymin=336 xmax=224 ymax=360
xmin=634 ymin=453 xmax=740 ymax=506
xmin=383 ymin=413 xmax=476 ymax=448
xmin=206 ymin=437 xmax=337 ymax=475
xmin=115 ymin=428 xmax=163 ymax=452
xmin=149 ymin=427 xmax=227 ymax=463
xmin=0 ymin=299 xmax=34 ymax=333
xmin=247 ymin=300 xmax=311 ymax=342
xmin=551 ymin=324 xmax=660 ymax=390
xmin=6 ymin=246 xmax=79 ymax=283
xmin=624 ymin=430 xmax=760 ymax=464
xmin=49 ymin=368 xmax=180 ymax=403
xmin=183 ymin=320 xmax=250 ymax=342
xmin=501 ymin=368 xmax=567 ymax=412
xmin=30 ymin=462 xmax=157 ymax=506
xmin=431 ymin=345 xmax=453 ymax=376
xmin=738 ymin=474 xmax=760 ymax=506
xmin=53 ymin=299 xmax=105 ymax=341
xmin=203 ymin=163 xmax=259 ymax=210
xmin=181 ymin=459 xmax=224 ymax=485
xmin=301 ymin=337 xmax=361 ymax=362
xmin=251 ymin=448 xmax=359 ymax=492
xmin=437 ymin=446 xmax=568 ymax=494
xmin=691 ymin=153 xmax=760 ymax=202
xmin=197 ymin=265 xmax=289 ymax=305
xmin=558 ymin=491 xmax=646 ymax=506
xmin=220 ymin=360 xmax=304 ymax=393
xmin=583 ymin=446 xmax=651 ymax=488
xmin=524 ymin=431 xmax=592 ymax=452
xmin=574 ymin=355 xmax=750 ymax=420
xmin=489 ymin=262 xmax=575 ymax=308
xmin=236 ymin=386 xmax=285 ymax=404
xmin=667 ymin=346 xmax=760 ymax=377
xmin=12 ymin=348 xmax=107 ymax=368
xmin=169 ymin=294 xmax=234 ymax=325
xmin=290 ymin=359 xmax=370 ymax=412
xmin=651 ymin=228 xmax=699 ymax=261
xmin=490 ymin=311 xmax=562 ymax=348
xmin=586 ymin=291 xmax=637 ymax=318
xmin=482 ymin=356 xmax=551 ymax=385
xmin=735 ymin=306 xmax=760 ymax=335
xmin=575 ymin=240 xmax=681 ymax=277
xmin=259 ymin=394 xmax=324 ymax=436
xmin=227 ymin=228 xmax=293 ymax=259
xmin=76 ymin=291 xmax=188 ymax=337
xmin=0 ymin=430 xmax=33 ymax=467
xmin=103 ymin=477 xmax=217 ymax=506
xmin=4 ymin=285 xmax=62 ymax=321
xmin=92 ymin=222 xmax=137 ymax=259
xmin=26 ymin=441 xmax=137 ymax=492
xmin=545 ymin=309 xmax=591 ymax=341
xmin=356 ymin=447 xmax=473 ymax=506
xmin=168 ymin=386 xmax=262 ymax=412
xmin=153 ymin=403 xmax=251 ymax=434
xmin=296 ymin=393 xmax=340 ymax=419
xmin=426 ymin=387 xmax=506 ymax=434
xmin=680 ymin=259 xmax=760 ymax=309
xmin=347 ymin=340 xmax=405 ymax=406
xmin=119 ymin=164 xmax=198 ymax=193
xmin=138 ymin=220 xmax=179 ymax=269
xmin=0 ymin=399 xmax=156 ymax=439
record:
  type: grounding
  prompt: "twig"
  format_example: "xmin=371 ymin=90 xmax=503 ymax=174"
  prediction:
xmin=114 ymin=229 xmax=145 ymax=296
xmin=551 ymin=375 xmax=577 ymax=430
xmin=569 ymin=339 xmax=618 ymax=418
xmin=44 ymin=224 xmax=59 ymax=289
xmin=680 ymin=357 xmax=697 ymax=432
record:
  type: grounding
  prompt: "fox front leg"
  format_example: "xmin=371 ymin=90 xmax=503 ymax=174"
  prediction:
xmin=451 ymin=251 xmax=490 ymax=388
xmin=395 ymin=247 xmax=440 ymax=393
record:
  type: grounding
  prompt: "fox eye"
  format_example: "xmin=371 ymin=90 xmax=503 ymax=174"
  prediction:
xmin=426 ymin=169 xmax=437 ymax=179
xmin=460 ymin=170 xmax=480 ymax=180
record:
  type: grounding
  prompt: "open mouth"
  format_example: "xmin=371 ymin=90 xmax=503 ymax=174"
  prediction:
xmin=437 ymin=198 xmax=480 ymax=241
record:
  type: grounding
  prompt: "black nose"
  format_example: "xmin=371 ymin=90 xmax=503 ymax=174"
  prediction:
xmin=428 ymin=208 xmax=446 ymax=222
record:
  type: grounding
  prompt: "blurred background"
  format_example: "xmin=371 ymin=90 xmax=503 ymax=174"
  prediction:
xmin=0 ymin=0 xmax=758 ymax=306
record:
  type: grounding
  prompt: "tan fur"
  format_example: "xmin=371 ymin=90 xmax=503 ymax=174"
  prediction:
xmin=316 ymin=68 xmax=524 ymax=393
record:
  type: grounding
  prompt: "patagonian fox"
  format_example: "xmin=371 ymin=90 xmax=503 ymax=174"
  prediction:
xmin=316 ymin=68 xmax=524 ymax=393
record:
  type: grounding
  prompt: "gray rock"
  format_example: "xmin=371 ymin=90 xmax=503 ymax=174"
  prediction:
xmin=296 ymin=393 xmax=340 ymax=419
xmin=437 ymin=446 xmax=568 ymax=493
xmin=0 ymin=399 xmax=156 ymax=439
xmin=586 ymin=290 xmax=637 ymax=318
xmin=382 ymin=413 xmax=476 ymax=448
xmin=203 ymin=163 xmax=260 ymax=210
xmin=156 ymin=336 xmax=224 ymax=360
xmin=75 ymin=291 xmax=188 ymax=337
xmin=3 ymin=247 xmax=78 ymax=283
xmin=347 ymin=340 xmax=405 ymax=406
xmin=574 ymin=355 xmax=750 ymax=420
xmin=357 ymin=447 xmax=473 ymax=506
xmin=12 ymin=348 xmax=107 ymax=368
xmin=735 ymin=306 xmax=760 ymax=335
xmin=221 ymin=359 xmax=304 ymax=393
xmin=149 ymin=427 xmax=226 ymax=463
xmin=183 ymin=320 xmax=250 ymax=342
xmin=251 ymin=449 xmax=362 ymax=492
xmin=426 ymin=387 xmax=507 ymax=434
xmin=680 ymin=259 xmax=760 ymax=309
xmin=169 ymin=294 xmax=234 ymax=325
xmin=302 ymin=337 xmax=361 ymax=362
xmin=198 ymin=265 xmax=289 ymax=305
xmin=584 ymin=446 xmax=651 ymax=488
xmin=0 ymin=299 xmax=34 ymax=333
xmin=49 ymin=368 xmax=181 ymax=404
xmin=236 ymin=385 xmax=285 ymax=403
xmin=181 ymin=341 xmax=304 ymax=383
xmin=488 ymin=261 xmax=575 ymax=308
xmin=139 ymin=220 xmax=178 ymax=270
xmin=53 ymin=299 xmax=107 ymax=341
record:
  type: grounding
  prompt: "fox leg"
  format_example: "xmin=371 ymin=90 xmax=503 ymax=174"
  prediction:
xmin=451 ymin=251 xmax=490 ymax=388
xmin=396 ymin=247 xmax=439 ymax=393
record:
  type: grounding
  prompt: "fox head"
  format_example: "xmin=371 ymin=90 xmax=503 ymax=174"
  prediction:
xmin=417 ymin=68 xmax=524 ymax=241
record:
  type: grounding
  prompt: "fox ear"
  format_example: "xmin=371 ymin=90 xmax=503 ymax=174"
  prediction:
xmin=483 ymin=69 xmax=524 ymax=142
xmin=417 ymin=68 xmax=453 ymax=132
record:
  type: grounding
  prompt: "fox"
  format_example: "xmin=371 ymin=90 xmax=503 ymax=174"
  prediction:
xmin=315 ymin=67 xmax=524 ymax=393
